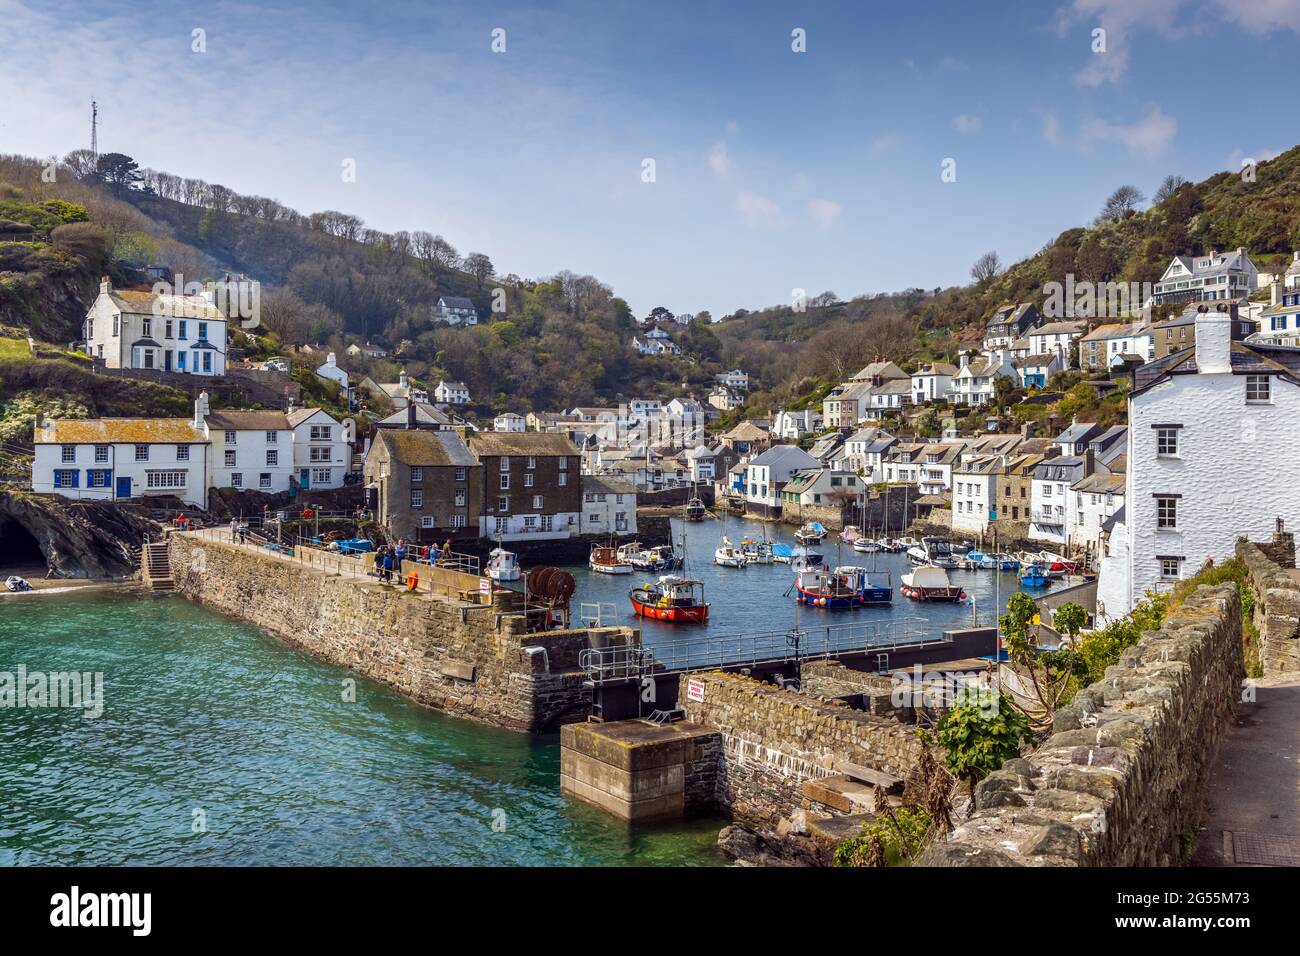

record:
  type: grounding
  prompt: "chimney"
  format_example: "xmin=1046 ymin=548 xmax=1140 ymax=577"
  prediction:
xmin=399 ymin=369 xmax=408 ymax=389
xmin=1194 ymin=304 xmax=1232 ymax=374
xmin=1272 ymin=282 xmax=1282 ymax=308
xmin=326 ymin=351 xmax=336 ymax=367
xmin=99 ymin=276 xmax=110 ymax=295
xmin=959 ymin=352 xmax=969 ymax=369
xmin=194 ymin=390 xmax=210 ymax=426
xmin=406 ymin=400 xmax=417 ymax=430
xmin=1083 ymin=447 xmax=1095 ymax=474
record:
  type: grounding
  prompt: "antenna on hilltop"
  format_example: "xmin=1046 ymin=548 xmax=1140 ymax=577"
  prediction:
xmin=90 ymin=99 xmax=98 ymax=161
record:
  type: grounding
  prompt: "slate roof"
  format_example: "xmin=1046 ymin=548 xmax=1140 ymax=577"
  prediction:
xmin=1132 ymin=340 xmax=1300 ymax=395
xmin=286 ymin=407 xmax=332 ymax=427
xmin=110 ymin=289 xmax=225 ymax=320
xmin=205 ymin=410 xmax=291 ymax=431
xmin=376 ymin=429 xmax=478 ymax=467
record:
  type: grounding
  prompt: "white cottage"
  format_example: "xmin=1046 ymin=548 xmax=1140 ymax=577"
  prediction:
xmin=83 ymin=277 xmax=227 ymax=376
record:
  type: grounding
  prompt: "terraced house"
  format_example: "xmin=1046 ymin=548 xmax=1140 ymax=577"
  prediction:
xmin=364 ymin=428 xmax=482 ymax=544
xmin=467 ymin=432 xmax=582 ymax=541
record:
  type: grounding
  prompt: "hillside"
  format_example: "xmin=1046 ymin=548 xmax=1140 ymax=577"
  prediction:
xmin=3 ymin=144 xmax=1300 ymax=438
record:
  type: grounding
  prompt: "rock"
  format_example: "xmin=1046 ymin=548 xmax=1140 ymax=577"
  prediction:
xmin=716 ymin=824 xmax=795 ymax=867
xmin=0 ymin=490 xmax=162 ymax=578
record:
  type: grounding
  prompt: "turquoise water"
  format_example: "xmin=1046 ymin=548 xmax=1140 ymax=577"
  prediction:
xmin=0 ymin=590 xmax=725 ymax=866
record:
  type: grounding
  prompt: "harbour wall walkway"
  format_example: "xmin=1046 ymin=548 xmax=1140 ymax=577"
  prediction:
xmin=169 ymin=530 xmax=637 ymax=732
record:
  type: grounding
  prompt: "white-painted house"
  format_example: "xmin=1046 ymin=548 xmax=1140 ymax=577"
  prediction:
xmin=910 ymin=363 xmax=956 ymax=404
xmin=581 ymin=476 xmax=638 ymax=536
xmin=200 ymin=400 xmax=295 ymax=494
xmin=83 ymin=277 xmax=227 ymax=375
xmin=744 ymin=444 xmax=820 ymax=517
xmin=434 ymin=380 xmax=470 ymax=405
xmin=315 ymin=352 xmax=350 ymax=391
xmin=433 ymin=296 xmax=479 ymax=326
xmin=287 ymin=406 xmax=352 ymax=489
xmin=493 ymin=413 xmax=527 ymax=432
xmin=1110 ymin=310 xmax=1300 ymax=614
xmin=33 ymin=416 xmax=208 ymax=508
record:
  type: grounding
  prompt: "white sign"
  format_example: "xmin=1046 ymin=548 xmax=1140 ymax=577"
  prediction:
xmin=480 ymin=577 xmax=491 ymax=593
xmin=686 ymin=679 xmax=706 ymax=703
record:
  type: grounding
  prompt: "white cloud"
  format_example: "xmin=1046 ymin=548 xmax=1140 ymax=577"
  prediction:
xmin=953 ymin=114 xmax=982 ymax=134
xmin=808 ymin=198 xmax=842 ymax=227
xmin=736 ymin=191 xmax=780 ymax=227
xmin=1080 ymin=105 xmax=1177 ymax=159
xmin=1226 ymin=146 xmax=1284 ymax=170
xmin=708 ymin=141 xmax=730 ymax=176
xmin=871 ymin=133 xmax=904 ymax=155
xmin=1212 ymin=0 xmax=1300 ymax=33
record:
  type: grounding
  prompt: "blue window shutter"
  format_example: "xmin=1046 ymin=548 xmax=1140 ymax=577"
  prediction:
xmin=71 ymin=470 xmax=80 ymax=488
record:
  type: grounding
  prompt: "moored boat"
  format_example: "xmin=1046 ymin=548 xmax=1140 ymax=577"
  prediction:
xmin=994 ymin=553 xmax=1020 ymax=572
xmin=794 ymin=521 xmax=828 ymax=546
xmin=739 ymin=537 xmax=773 ymax=564
xmin=486 ymin=547 xmax=522 ymax=581
xmin=840 ymin=525 xmax=862 ymax=544
xmin=589 ymin=545 xmax=634 ymax=575
xmin=629 ymin=544 xmax=680 ymax=572
xmin=714 ymin=536 xmax=748 ymax=568
xmin=900 ymin=564 xmax=966 ymax=602
xmin=684 ymin=498 xmax=707 ymax=522
xmin=852 ymin=536 xmax=881 ymax=554
xmin=1019 ymin=562 xmax=1050 ymax=588
xmin=794 ymin=565 xmax=893 ymax=608
xmin=629 ymin=575 xmax=709 ymax=623
xmin=964 ymin=549 xmax=996 ymax=570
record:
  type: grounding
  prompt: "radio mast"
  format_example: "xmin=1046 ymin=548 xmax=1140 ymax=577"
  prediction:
xmin=90 ymin=100 xmax=98 ymax=161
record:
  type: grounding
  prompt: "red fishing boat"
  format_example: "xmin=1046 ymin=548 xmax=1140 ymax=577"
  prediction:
xmin=629 ymin=575 xmax=710 ymax=623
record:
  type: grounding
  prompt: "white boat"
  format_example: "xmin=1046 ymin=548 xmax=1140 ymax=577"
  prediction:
xmin=909 ymin=536 xmax=959 ymax=569
xmin=794 ymin=522 xmax=828 ymax=545
xmin=714 ymin=536 xmax=748 ymax=568
xmin=486 ymin=547 xmax=521 ymax=582
xmin=589 ymin=545 xmax=634 ymax=575
xmin=840 ymin=525 xmax=862 ymax=544
xmin=900 ymin=564 xmax=966 ymax=602
xmin=739 ymin=537 xmax=773 ymax=564
xmin=852 ymin=536 xmax=881 ymax=553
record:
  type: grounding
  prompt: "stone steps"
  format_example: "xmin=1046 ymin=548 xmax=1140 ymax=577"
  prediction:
xmin=802 ymin=774 xmax=902 ymax=814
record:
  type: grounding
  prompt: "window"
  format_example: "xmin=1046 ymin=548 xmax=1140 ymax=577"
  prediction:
xmin=198 ymin=321 xmax=208 ymax=340
xmin=266 ymin=431 xmax=277 ymax=443
xmin=524 ymin=473 xmax=534 ymax=488
xmin=310 ymin=425 xmax=332 ymax=441
xmin=410 ymin=490 xmax=423 ymax=508
xmin=454 ymin=467 xmax=467 ymax=481
xmin=1156 ymin=427 xmax=1179 ymax=456
xmin=500 ymin=474 xmax=510 ymax=490
xmin=177 ymin=445 xmax=190 ymax=461
xmin=142 ymin=350 xmax=155 ymax=369
xmin=259 ymin=473 xmax=271 ymax=489
xmin=145 ymin=470 xmax=187 ymax=489
xmin=410 ymin=467 xmax=423 ymax=483
xmin=1246 ymin=375 xmax=1271 ymax=404
xmin=53 ymin=470 xmax=77 ymax=488
xmin=500 ymin=457 xmax=510 ymax=472
xmin=113 ymin=315 xmax=119 ymax=336
xmin=224 ymin=430 xmax=236 ymax=444
xmin=225 ymin=450 xmax=237 ymax=467
xmin=61 ymin=445 xmax=75 ymax=463
xmin=494 ymin=517 xmax=507 ymax=534
xmin=454 ymin=489 xmax=466 ymax=506
xmin=88 ymin=470 xmax=110 ymax=488
xmin=533 ymin=495 xmax=544 ymax=510
xmin=135 ymin=445 xmax=149 ymax=461
xmin=309 ymin=447 xmax=331 ymax=462
xmin=178 ymin=320 xmax=187 ymax=339
xmin=202 ymin=352 xmax=212 ymax=372
xmin=451 ymin=514 xmax=465 ymax=529
xmin=1156 ymin=496 xmax=1178 ymax=530
xmin=559 ymin=457 xmax=568 ymax=471
xmin=527 ymin=456 xmax=536 ymax=469
xmin=541 ymin=515 xmax=553 ymax=532
xmin=266 ymin=450 xmax=278 ymax=466
xmin=94 ymin=445 xmax=108 ymax=463
xmin=1158 ymin=557 xmax=1182 ymax=579
xmin=142 ymin=317 xmax=151 ymax=336
xmin=523 ymin=516 xmax=537 ymax=529
xmin=165 ymin=319 xmax=173 ymax=339
xmin=312 ymin=468 xmax=331 ymax=484
xmin=421 ymin=516 xmax=434 ymax=528
xmin=558 ymin=473 xmax=567 ymax=487
xmin=232 ymin=473 xmax=242 ymax=487
xmin=498 ymin=496 xmax=509 ymax=512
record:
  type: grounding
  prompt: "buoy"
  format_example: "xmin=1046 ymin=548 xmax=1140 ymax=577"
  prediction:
xmin=406 ymin=573 xmax=419 ymax=591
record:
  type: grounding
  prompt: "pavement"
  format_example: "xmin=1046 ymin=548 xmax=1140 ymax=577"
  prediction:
xmin=1190 ymin=675 xmax=1300 ymax=866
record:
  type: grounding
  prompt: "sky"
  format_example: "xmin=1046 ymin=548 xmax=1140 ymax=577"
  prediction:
xmin=0 ymin=0 xmax=1295 ymax=319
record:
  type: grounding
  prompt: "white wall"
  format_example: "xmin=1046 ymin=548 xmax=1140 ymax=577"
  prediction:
xmin=207 ymin=427 xmax=295 ymax=492
xmin=291 ymin=412 xmax=349 ymax=489
xmin=33 ymin=442 xmax=207 ymax=508
xmin=1126 ymin=369 xmax=1300 ymax=600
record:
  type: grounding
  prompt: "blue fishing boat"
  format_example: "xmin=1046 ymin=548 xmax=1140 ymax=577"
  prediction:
xmin=964 ymin=549 xmax=996 ymax=570
xmin=794 ymin=566 xmax=892 ymax=608
xmin=995 ymin=553 xmax=1020 ymax=572
xmin=1019 ymin=562 xmax=1049 ymax=588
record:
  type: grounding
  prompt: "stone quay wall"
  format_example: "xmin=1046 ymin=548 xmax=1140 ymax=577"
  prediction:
xmin=170 ymin=533 xmax=636 ymax=732
xmin=679 ymin=672 xmax=928 ymax=828
xmin=1236 ymin=540 xmax=1300 ymax=675
xmin=921 ymin=583 xmax=1244 ymax=867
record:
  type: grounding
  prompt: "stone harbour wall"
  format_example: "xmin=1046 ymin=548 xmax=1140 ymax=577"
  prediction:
xmin=921 ymin=583 xmax=1244 ymax=867
xmin=679 ymin=671 xmax=927 ymax=828
xmin=1236 ymin=540 xmax=1300 ymax=675
xmin=170 ymin=533 xmax=635 ymax=732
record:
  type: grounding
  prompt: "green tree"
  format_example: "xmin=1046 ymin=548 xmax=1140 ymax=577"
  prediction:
xmin=936 ymin=691 xmax=1032 ymax=809
xmin=94 ymin=152 xmax=144 ymax=197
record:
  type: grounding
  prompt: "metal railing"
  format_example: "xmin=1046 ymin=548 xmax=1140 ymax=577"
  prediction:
xmin=579 ymin=616 xmax=942 ymax=684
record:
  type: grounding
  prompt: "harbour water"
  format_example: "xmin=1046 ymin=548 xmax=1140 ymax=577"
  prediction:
xmin=0 ymin=518 xmax=1071 ymax=866
xmin=567 ymin=517 xmax=1072 ymax=654
xmin=0 ymin=590 xmax=725 ymax=866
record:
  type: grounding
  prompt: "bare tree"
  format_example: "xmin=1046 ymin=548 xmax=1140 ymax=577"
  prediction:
xmin=1153 ymin=174 xmax=1188 ymax=205
xmin=61 ymin=149 xmax=98 ymax=180
xmin=1096 ymin=184 xmax=1146 ymax=223
xmin=464 ymin=252 xmax=495 ymax=286
xmin=970 ymin=250 xmax=1002 ymax=284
